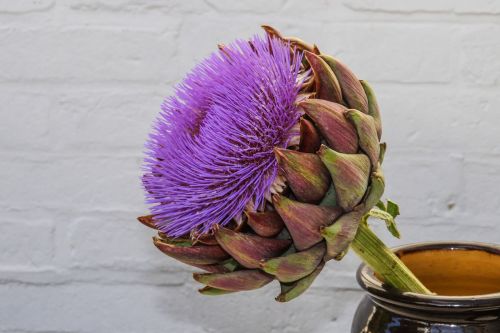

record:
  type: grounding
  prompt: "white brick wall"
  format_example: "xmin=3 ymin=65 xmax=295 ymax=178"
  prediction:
xmin=1 ymin=1 xmax=499 ymax=332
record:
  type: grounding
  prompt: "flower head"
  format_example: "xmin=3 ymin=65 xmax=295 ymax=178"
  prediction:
xmin=143 ymin=35 xmax=303 ymax=237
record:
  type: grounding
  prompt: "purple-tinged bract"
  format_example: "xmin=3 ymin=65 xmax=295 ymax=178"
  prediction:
xmin=143 ymin=36 xmax=303 ymax=237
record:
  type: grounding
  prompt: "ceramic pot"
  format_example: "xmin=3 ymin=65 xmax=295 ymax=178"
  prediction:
xmin=351 ymin=242 xmax=500 ymax=333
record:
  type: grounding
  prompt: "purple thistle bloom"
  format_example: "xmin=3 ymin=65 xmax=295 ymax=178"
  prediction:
xmin=143 ymin=35 xmax=304 ymax=237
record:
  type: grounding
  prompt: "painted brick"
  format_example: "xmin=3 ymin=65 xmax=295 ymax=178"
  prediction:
xmin=0 ymin=0 xmax=55 ymax=14
xmin=203 ymin=0 xmax=287 ymax=14
xmin=383 ymin=152 xmax=464 ymax=219
xmin=0 ymin=156 xmax=143 ymax=211
xmin=67 ymin=212 xmax=187 ymax=272
xmin=48 ymin=90 xmax=161 ymax=153
xmin=460 ymin=25 xmax=500 ymax=86
xmin=0 ymin=283 xmax=359 ymax=333
xmin=463 ymin=157 xmax=500 ymax=216
xmin=344 ymin=0 xmax=453 ymax=13
xmin=344 ymin=0 xmax=500 ymax=15
xmin=0 ymin=91 xmax=52 ymax=151
xmin=0 ymin=27 xmax=178 ymax=83
xmin=315 ymin=23 xmax=456 ymax=83
xmin=67 ymin=0 xmax=210 ymax=14
xmin=0 ymin=219 xmax=55 ymax=268
xmin=376 ymin=86 xmax=500 ymax=153
xmin=455 ymin=1 xmax=500 ymax=15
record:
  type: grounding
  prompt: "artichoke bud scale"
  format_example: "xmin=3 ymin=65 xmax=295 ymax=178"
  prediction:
xmin=276 ymin=261 xmax=325 ymax=302
xmin=318 ymin=145 xmax=371 ymax=211
xmin=304 ymin=51 xmax=342 ymax=103
xmin=299 ymin=99 xmax=359 ymax=154
xmin=275 ymin=148 xmax=330 ymax=203
xmin=214 ymin=226 xmax=291 ymax=269
xmin=360 ymin=80 xmax=382 ymax=139
xmin=273 ymin=194 xmax=342 ymax=251
xmin=194 ymin=269 xmax=273 ymax=291
xmin=261 ymin=242 xmax=325 ymax=283
xmin=322 ymin=210 xmax=364 ymax=261
xmin=346 ymin=109 xmax=381 ymax=167
xmin=299 ymin=117 xmax=322 ymax=153
xmin=152 ymin=236 xmax=230 ymax=265
xmin=246 ymin=211 xmax=284 ymax=238
xmin=320 ymin=54 xmax=369 ymax=114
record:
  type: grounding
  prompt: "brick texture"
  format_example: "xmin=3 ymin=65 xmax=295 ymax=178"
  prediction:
xmin=1 ymin=1 xmax=499 ymax=332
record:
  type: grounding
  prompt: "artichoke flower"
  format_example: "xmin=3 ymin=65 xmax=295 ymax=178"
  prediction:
xmin=138 ymin=26 xmax=423 ymax=302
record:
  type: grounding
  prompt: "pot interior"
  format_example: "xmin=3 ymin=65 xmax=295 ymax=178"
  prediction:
xmin=397 ymin=246 xmax=500 ymax=296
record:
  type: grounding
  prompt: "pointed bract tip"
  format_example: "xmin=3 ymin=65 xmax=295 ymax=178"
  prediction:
xmin=246 ymin=210 xmax=284 ymax=238
xmin=261 ymin=25 xmax=281 ymax=37
xmin=303 ymin=50 xmax=315 ymax=61
xmin=215 ymin=226 xmax=291 ymax=269
xmin=152 ymin=236 xmax=230 ymax=265
xmin=198 ymin=286 xmax=236 ymax=296
xmin=299 ymin=117 xmax=321 ymax=153
xmin=137 ymin=215 xmax=157 ymax=229
xmin=313 ymin=44 xmax=320 ymax=54
xmin=273 ymin=195 xmax=340 ymax=251
xmin=317 ymin=144 xmax=328 ymax=156
xmin=275 ymin=261 xmax=325 ymax=302
xmin=261 ymin=242 xmax=325 ymax=282
xmin=194 ymin=269 xmax=274 ymax=291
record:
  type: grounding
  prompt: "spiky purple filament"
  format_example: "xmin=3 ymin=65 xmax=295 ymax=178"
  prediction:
xmin=143 ymin=35 xmax=303 ymax=237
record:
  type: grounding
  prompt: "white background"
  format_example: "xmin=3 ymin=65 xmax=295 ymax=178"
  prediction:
xmin=1 ymin=0 xmax=500 ymax=332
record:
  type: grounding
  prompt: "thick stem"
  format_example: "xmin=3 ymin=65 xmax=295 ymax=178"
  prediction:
xmin=350 ymin=222 xmax=432 ymax=294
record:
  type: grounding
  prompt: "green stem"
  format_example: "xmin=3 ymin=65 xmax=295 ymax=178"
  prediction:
xmin=350 ymin=222 xmax=432 ymax=294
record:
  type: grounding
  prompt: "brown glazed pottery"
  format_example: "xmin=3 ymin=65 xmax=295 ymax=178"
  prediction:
xmin=352 ymin=242 xmax=500 ymax=333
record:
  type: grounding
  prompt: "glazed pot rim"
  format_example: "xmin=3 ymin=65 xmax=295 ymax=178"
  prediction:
xmin=356 ymin=241 xmax=500 ymax=311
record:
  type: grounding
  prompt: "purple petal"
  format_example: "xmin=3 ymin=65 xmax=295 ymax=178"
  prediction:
xmin=143 ymin=35 xmax=303 ymax=237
